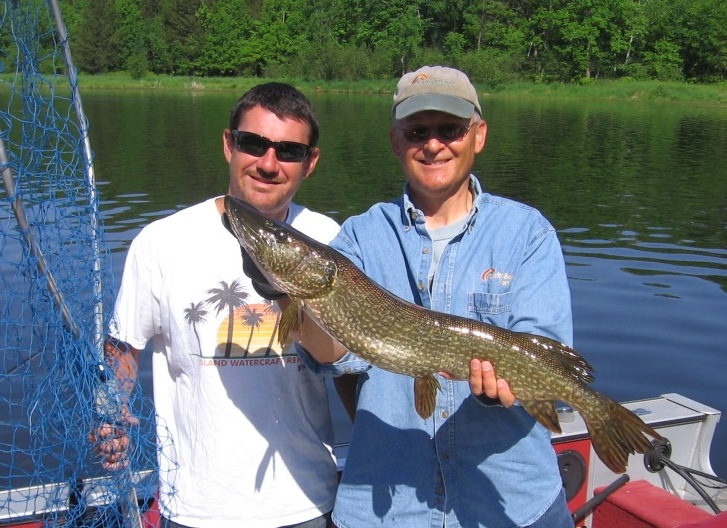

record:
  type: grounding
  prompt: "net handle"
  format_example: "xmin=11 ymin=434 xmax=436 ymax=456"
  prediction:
xmin=49 ymin=0 xmax=104 ymax=354
xmin=0 ymin=138 xmax=80 ymax=339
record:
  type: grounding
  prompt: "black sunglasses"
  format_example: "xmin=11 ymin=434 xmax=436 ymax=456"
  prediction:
xmin=398 ymin=122 xmax=475 ymax=144
xmin=229 ymin=130 xmax=311 ymax=162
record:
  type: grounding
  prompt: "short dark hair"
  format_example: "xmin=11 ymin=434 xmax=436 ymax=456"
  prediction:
xmin=229 ymin=83 xmax=320 ymax=147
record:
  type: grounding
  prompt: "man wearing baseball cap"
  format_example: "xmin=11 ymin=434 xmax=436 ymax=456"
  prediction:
xmin=302 ymin=66 xmax=574 ymax=527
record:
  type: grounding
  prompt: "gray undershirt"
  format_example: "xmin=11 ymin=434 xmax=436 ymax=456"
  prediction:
xmin=427 ymin=215 xmax=469 ymax=288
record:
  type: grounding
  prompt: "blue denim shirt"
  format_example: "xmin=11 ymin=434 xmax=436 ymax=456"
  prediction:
xmin=302 ymin=176 xmax=572 ymax=528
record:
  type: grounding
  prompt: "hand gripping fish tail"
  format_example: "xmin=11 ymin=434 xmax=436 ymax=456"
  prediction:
xmin=223 ymin=194 xmax=663 ymax=475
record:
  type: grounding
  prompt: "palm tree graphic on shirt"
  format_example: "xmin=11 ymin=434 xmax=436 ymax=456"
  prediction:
xmin=183 ymin=301 xmax=209 ymax=354
xmin=262 ymin=300 xmax=281 ymax=356
xmin=206 ymin=279 xmax=250 ymax=358
xmin=186 ymin=279 xmax=291 ymax=359
xmin=239 ymin=306 xmax=264 ymax=357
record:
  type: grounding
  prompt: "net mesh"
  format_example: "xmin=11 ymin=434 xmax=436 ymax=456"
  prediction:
xmin=1 ymin=1 xmax=157 ymax=526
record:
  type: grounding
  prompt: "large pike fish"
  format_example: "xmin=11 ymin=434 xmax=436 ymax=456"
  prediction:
xmin=224 ymin=195 xmax=662 ymax=474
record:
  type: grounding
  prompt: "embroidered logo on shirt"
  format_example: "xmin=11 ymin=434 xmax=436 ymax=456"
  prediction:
xmin=481 ymin=268 xmax=514 ymax=287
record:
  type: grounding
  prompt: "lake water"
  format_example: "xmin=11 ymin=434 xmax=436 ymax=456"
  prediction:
xmin=79 ymin=91 xmax=727 ymax=480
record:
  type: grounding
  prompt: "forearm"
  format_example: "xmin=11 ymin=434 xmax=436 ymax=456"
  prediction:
xmin=103 ymin=337 xmax=140 ymax=399
xmin=90 ymin=338 xmax=140 ymax=470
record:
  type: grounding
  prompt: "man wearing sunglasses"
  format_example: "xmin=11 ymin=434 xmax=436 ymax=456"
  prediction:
xmin=298 ymin=66 xmax=574 ymax=527
xmin=94 ymin=83 xmax=341 ymax=528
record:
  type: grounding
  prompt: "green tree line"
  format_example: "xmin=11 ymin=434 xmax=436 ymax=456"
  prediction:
xmin=25 ymin=0 xmax=727 ymax=83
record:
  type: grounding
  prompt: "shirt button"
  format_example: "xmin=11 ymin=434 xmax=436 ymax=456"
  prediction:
xmin=422 ymin=247 xmax=430 ymax=254
xmin=441 ymin=410 xmax=450 ymax=419
xmin=418 ymin=282 xmax=426 ymax=291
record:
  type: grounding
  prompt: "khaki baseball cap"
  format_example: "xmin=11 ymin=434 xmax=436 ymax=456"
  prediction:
xmin=392 ymin=66 xmax=481 ymax=120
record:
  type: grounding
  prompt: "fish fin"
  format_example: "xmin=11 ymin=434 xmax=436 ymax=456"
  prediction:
xmin=582 ymin=393 xmax=663 ymax=474
xmin=277 ymin=301 xmax=303 ymax=346
xmin=414 ymin=375 xmax=441 ymax=420
xmin=526 ymin=334 xmax=595 ymax=384
xmin=520 ymin=400 xmax=562 ymax=434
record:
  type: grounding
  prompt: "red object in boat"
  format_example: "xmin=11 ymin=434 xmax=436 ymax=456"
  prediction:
xmin=591 ymin=479 xmax=721 ymax=528
xmin=677 ymin=511 xmax=727 ymax=527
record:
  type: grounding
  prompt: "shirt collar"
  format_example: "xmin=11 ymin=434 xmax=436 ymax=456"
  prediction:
xmin=401 ymin=174 xmax=483 ymax=229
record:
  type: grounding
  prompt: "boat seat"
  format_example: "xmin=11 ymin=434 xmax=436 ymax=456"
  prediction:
xmin=591 ymin=479 xmax=714 ymax=528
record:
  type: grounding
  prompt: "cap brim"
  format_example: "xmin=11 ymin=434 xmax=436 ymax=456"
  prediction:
xmin=394 ymin=94 xmax=475 ymax=120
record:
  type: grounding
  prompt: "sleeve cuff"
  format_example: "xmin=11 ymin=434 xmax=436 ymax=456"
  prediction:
xmin=474 ymin=393 xmax=503 ymax=407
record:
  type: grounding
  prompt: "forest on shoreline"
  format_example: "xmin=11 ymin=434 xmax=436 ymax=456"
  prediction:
xmin=11 ymin=0 xmax=727 ymax=87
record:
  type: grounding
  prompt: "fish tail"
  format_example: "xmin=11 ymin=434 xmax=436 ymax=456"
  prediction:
xmin=582 ymin=395 xmax=663 ymax=474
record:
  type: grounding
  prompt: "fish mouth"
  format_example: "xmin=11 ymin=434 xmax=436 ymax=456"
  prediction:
xmin=225 ymin=194 xmax=259 ymax=225
xmin=223 ymin=195 xmax=270 ymax=251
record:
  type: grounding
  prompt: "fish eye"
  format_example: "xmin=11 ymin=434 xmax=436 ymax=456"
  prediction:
xmin=274 ymin=229 xmax=288 ymax=242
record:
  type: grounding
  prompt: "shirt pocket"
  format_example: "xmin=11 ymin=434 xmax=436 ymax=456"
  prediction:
xmin=468 ymin=290 xmax=513 ymax=317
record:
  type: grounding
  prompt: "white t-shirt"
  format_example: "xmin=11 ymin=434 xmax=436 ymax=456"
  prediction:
xmin=110 ymin=197 xmax=340 ymax=528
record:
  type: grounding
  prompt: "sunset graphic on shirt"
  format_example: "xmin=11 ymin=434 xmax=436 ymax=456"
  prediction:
xmin=184 ymin=278 xmax=294 ymax=359
xmin=217 ymin=302 xmax=288 ymax=357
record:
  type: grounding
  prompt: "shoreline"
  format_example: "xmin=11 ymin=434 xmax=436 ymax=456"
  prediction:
xmin=3 ymin=73 xmax=726 ymax=107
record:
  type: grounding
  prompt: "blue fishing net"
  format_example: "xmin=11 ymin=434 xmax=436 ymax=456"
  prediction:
xmin=1 ymin=1 xmax=157 ymax=526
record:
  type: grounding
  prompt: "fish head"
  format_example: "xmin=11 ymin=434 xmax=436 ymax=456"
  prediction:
xmin=224 ymin=195 xmax=336 ymax=298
